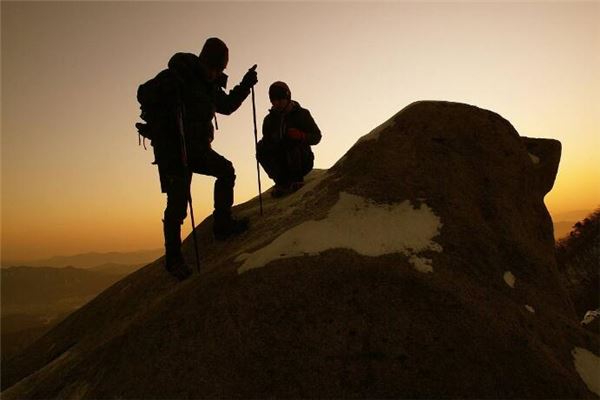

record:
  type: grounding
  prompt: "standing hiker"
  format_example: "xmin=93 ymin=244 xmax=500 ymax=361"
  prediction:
xmin=257 ymin=81 xmax=322 ymax=197
xmin=136 ymin=38 xmax=258 ymax=280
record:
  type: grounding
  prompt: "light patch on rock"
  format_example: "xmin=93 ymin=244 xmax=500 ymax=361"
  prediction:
xmin=235 ymin=253 xmax=250 ymax=262
xmin=581 ymin=309 xmax=600 ymax=326
xmin=244 ymin=169 xmax=328 ymax=219
xmin=274 ymin=169 xmax=328 ymax=207
xmin=529 ymin=153 xmax=540 ymax=164
xmin=572 ymin=347 xmax=600 ymax=396
xmin=274 ymin=178 xmax=324 ymax=218
xmin=238 ymin=192 xmax=443 ymax=274
xmin=503 ymin=271 xmax=516 ymax=288
xmin=525 ymin=305 xmax=535 ymax=313
xmin=408 ymin=256 xmax=434 ymax=273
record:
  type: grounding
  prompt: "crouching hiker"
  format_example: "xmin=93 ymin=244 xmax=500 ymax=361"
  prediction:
xmin=257 ymin=81 xmax=322 ymax=198
xmin=136 ymin=38 xmax=258 ymax=280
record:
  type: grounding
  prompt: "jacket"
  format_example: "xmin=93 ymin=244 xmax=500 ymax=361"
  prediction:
xmin=166 ymin=52 xmax=251 ymax=157
xmin=262 ymin=101 xmax=322 ymax=146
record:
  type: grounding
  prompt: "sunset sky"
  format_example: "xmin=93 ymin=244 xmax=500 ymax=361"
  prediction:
xmin=2 ymin=1 xmax=599 ymax=263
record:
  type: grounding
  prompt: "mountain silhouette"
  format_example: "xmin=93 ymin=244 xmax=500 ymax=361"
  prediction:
xmin=553 ymin=209 xmax=596 ymax=240
xmin=2 ymin=101 xmax=598 ymax=398
xmin=5 ymin=249 xmax=163 ymax=269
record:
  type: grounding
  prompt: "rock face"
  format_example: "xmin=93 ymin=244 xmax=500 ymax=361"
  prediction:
xmin=3 ymin=101 xmax=599 ymax=399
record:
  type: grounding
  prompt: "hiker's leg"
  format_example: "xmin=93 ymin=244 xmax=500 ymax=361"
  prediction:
xmin=190 ymin=149 xmax=249 ymax=239
xmin=257 ymin=139 xmax=288 ymax=185
xmin=190 ymin=149 xmax=235 ymax=222
xmin=163 ymin=175 xmax=189 ymax=262
xmin=286 ymin=145 xmax=313 ymax=182
xmin=300 ymin=147 xmax=315 ymax=180
xmin=190 ymin=149 xmax=235 ymax=217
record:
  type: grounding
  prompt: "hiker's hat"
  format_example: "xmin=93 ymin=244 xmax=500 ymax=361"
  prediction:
xmin=269 ymin=81 xmax=291 ymax=101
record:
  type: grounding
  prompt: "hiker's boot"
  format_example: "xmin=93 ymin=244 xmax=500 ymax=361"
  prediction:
xmin=163 ymin=219 xmax=191 ymax=281
xmin=213 ymin=211 xmax=249 ymax=241
xmin=290 ymin=181 xmax=304 ymax=192
xmin=165 ymin=253 xmax=192 ymax=281
xmin=271 ymin=182 xmax=293 ymax=198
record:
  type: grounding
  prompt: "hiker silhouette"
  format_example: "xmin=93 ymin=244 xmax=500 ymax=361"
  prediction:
xmin=257 ymin=81 xmax=322 ymax=198
xmin=136 ymin=37 xmax=258 ymax=280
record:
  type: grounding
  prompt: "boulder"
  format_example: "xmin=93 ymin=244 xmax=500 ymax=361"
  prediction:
xmin=3 ymin=101 xmax=598 ymax=399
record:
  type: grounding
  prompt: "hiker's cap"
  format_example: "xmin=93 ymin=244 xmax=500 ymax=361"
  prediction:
xmin=269 ymin=81 xmax=291 ymax=101
xmin=199 ymin=37 xmax=229 ymax=71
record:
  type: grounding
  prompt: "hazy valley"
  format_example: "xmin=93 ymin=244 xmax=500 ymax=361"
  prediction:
xmin=0 ymin=250 xmax=159 ymax=362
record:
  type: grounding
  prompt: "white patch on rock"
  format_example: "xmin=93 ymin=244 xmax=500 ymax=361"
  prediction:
xmin=581 ymin=309 xmax=600 ymax=325
xmin=235 ymin=253 xmax=250 ymax=262
xmin=525 ymin=305 xmax=535 ymax=313
xmin=238 ymin=192 xmax=443 ymax=274
xmin=529 ymin=153 xmax=540 ymax=164
xmin=503 ymin=271 xmax=516 ymax=288
xmin=274 ymin=169 xmax=328 ymax=206
xmin=572 ymin=347 xmax=600 ymax=396
xmin=408 ymin=256 xmax=434 ymax=273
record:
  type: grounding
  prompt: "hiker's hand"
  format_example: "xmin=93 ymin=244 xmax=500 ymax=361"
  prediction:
xmin=287 ymin=128 xmax=306 ymax=141
xmin=241 ymin=65 xmax=258 ymax=88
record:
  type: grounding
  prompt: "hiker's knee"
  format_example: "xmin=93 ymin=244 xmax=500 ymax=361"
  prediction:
xmin=165 ymin=204 xmax=187 ymax=225
xmin=217 ymin=159 xmax=235 ymax=184
xmin=164 ymin=190 xmax=188 ymax=224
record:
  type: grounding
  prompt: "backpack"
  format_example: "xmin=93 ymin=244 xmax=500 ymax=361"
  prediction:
xmin=135 ymin=69 xmax=180 ymax=150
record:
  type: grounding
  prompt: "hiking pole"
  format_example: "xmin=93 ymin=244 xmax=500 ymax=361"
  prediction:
xmin=176 ymin=101 xmax=201 ymax=273
xmin=251 ymin=86 xmax=264 ymax=216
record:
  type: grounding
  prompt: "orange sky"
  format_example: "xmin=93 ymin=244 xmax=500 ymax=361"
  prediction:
xmin=1 ymin=1 xmax=599 ymax=263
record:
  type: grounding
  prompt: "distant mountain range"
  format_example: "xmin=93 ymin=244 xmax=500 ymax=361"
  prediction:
xmin=2 ymin=248 xmax=163 ymax=269
xmin=552 ymin=209 xmax=596 ymax=239
xmin=554 ymin=221 xmax=576 ymax=239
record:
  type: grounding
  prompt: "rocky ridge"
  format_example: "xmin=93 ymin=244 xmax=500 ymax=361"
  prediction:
xmin=2 ymin=101 xmax=598 ymax=399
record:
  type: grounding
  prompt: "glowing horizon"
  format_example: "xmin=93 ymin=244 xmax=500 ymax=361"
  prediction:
xmin=2 ymin=1 xmax=599 ymax=262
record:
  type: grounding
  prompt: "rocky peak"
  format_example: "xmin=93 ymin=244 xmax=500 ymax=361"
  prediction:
xmin=3 ymin=101 xmax=598 ymax=399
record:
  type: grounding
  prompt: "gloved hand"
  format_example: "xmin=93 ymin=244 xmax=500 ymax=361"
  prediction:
xmin=241 ymin=64 xmax=258 ymax=89
xmin=287 ymin=128 xmax=306 ymax=141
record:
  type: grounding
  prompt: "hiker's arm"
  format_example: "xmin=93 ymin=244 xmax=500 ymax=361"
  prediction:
xmin=215 ymin=84 xmax=250 ymax=115
xmin=299 ymin=109 xmax=322 ymax=145
xmin=215 ymin=66 xmax=257 ymax=115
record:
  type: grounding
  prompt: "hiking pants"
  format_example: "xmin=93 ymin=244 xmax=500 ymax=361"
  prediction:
xmin=162 ymin=148 xmax=235 ymax=257
xmin=256 ymin=139 xmax=313 ymax=185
